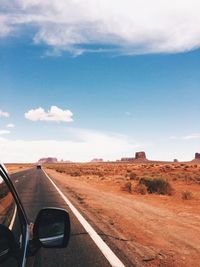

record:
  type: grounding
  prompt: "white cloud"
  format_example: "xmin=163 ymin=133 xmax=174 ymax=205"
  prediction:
xmin=170 ymin=133 xmax=200 ymax=140
xmin=0 ymin=130 xmax=10 ymax=135
xmin=1 ymin=0 xmax=200 ymax=55
xmin=0 ymin=110 xmax=9 ymax=118
xmin=182 ymin=134 xmax=200 ymax=140
xmin=6 ymin=123 xmax=15 ymax=128
xmin=0 ymin=128 xmax=142 ymax=162
xmin=25 ymin=106 xmax=73 ymax=122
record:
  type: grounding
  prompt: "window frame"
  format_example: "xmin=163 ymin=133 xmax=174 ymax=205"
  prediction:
xmin=0 ymin=165 xmax=29 ymax=267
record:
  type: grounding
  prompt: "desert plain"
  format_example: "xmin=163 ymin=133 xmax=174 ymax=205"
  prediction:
xmin=5 ymin=162 xmax=200 ymax=267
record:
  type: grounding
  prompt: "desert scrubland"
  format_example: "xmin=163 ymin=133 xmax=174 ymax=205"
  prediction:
xmin=5 ymin=162 xmax=200 ymax=266
xmin=5 ymin=163 xmax=33 ymax=174
xmin=44 ymin=162 xmax=200 ymax=267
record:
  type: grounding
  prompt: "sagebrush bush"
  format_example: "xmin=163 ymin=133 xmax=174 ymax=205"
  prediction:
xmin=121 ymin=181 xmax=132 ymax=193
xmin=139 ymin=177 xmax=174 ymax=195
xmin=135 ymin=183 xmax=147 ymax=195
xmin=181 ymin=191 xmax=193 ymax=200
xmin=129 ymin=172 xmax=137 ymax=180
xmin=56 ymin=167 xmax=65 ymax=173
xmin=72 ymin=171 xmax=81 ymax=176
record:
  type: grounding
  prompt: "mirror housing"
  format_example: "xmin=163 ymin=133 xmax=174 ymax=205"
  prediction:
xmin=33 ymin=208 xmax=70 ymax=249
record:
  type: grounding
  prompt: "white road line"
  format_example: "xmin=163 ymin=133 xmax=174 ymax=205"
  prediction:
xmin=9 ymin=204 xmax=17 ymax=230
xmin=43 ymin=169 xmax=126 ymax=267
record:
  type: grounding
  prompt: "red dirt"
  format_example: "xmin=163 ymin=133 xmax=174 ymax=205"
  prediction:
xmin=5 ymin=163 xmax=33 ymax=174
xmin=45 ymin=166 xmax=200 ymax=267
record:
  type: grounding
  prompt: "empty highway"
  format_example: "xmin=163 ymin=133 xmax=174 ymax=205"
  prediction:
xmin=10 ymin=168 xmax=129 ymax=267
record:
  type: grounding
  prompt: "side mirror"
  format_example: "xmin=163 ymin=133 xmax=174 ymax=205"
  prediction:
xmin=33 ymin=208 xmax=70 ymax=249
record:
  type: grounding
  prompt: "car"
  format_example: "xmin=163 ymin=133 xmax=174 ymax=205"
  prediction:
xmin=36 ymin=164 xmax=41 ymax=169
xmin=0 ymin=163 xmax=70 ymax=267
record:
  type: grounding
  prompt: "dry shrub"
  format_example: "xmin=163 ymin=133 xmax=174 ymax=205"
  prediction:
xmin=121 ymin=181 xmax=132 ymax=193
xmin=96 ymin=171 xmax=104 ymax=177
xmin=129 ymin=172 xmax=137 ymax=180
xmin=181 ymin=191 xmax=193 ymax=200
xmin=135 ymin=183 xmax=147 ymax=195
xmin=56 ymin=167 xmax=65 ymax=173
xmin=139 ymin=177 xmax=174 ymax=195
xmin=72 ymin=171 xmax=81 ymax=176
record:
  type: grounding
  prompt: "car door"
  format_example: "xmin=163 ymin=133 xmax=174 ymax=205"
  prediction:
xmin=0 ymin=165 xmax=29 ymax=267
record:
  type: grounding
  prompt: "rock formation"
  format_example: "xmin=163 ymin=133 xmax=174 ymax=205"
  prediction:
xmin=135 ymin=151 xmax=147 ymax=160
xmin=91 ymin=158 xmax=104 ymax=162
xmin=38 ymin=157 xmax=58 ymax=164
xmin=121 ymin=157 xmax=135 ymax=162
xmin=191 ymin=153 xmax=200 ymax=162
xmin=195 ymin=153 xmax=200 ymax=160
xmin=120 ymin=152 xmax=148 ymax=162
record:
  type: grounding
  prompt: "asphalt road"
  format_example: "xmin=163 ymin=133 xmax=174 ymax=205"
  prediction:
xmin=10 ymin=168 xmax=124 ymax=267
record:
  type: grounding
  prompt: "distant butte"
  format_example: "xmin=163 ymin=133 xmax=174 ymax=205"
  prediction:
xmin=135 ymin=151 xmax=147 ymax=160
xmin=38 ymin=157 xmax=72 ymax=163
xmin=120 ymin=151 xmax=148 ymax=162
xmin=192 ymin=153 xmax=200 ymax=162
xmin=38 ymin=157 xmax=58 ymax=164
xmin=195 ymin=153 xmax=200 ymax=160
xmin=91 ymin=158 xmax=104 ymax=162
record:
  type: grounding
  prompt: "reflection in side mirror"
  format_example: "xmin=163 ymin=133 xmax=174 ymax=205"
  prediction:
xmin=33 ymin=208 xmax=70 ymax=249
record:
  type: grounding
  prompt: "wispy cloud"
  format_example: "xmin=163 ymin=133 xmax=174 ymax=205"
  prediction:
xmin=0 ymin=130 xmax=10 ymax=135
xmin=6 ymin=123 xmax=15 ymax=128
xmin=25 ymin=106 xmax=73 ymax=122
xmin=170 ymin=133 xmax=200 ymax=140
xmin=1 ymin=1 xmax=200 ymax=55
xmin=0 ymin=110 xmax=9 ymax=118
xmin=181 ymin=134 xmax=200 ymax=140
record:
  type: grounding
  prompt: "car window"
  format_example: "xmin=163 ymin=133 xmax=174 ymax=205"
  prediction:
xmin=0 ymin=171 xmax=25 ymax=266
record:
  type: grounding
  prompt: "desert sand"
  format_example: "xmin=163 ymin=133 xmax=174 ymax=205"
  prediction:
xmin=44 ymin=162 xmax=200 ymax=267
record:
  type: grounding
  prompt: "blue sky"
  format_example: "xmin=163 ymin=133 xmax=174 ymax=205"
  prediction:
xmin=0 ymin=0 xmax=200 ymax=162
